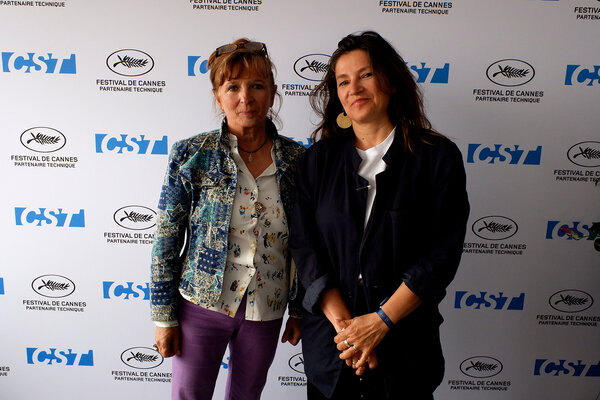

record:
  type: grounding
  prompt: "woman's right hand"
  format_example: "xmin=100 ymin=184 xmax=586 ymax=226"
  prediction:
xmin=154 ymin=326 xmax=181 ymax=358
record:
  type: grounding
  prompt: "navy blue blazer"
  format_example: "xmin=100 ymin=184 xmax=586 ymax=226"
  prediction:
xmin=290 ymin=129 xmax=469 ymax=397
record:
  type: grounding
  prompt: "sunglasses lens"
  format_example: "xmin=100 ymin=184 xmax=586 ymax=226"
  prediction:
xmin=244 ymin=42 xmax=264 ymax=52
xmin=217 ymin=44 xmax=237 ymax=56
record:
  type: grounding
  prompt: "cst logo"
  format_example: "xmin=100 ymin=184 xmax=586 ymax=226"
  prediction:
xmin=534 ymin=359 xmax=600 ymax=377
xmin=188 ymin=56 xmax=209 ymax=76
xmin=103 ymin=281 xmax=150 ymax=300
xmin=454 ymin=291 xmax=525 ymax=310
xmin=549 ymin=290 xmax=593 ymax=313
xmin=20 ymin=127 xmax=66 ymax=153
xmin=567 ymin=141 xmax=600 ymax=167
xmin=288 ymin=353 xmax=305 ymax=374
xmin=32 ymin=275 xmax=76 ymax=298
xmin=121 ymin=347 xmax=163 ymax=369
xmin=472 ymin=216 xmax=518 ymax=241
xmin=565 ymin=65 xmax=600 ymax=86
xmin=26 ymin=348 xmax=94 ymax=366
xmin=107 ymin=49 xmax=154 ymax=77
xmin=14 ymin=208 xmax=85 ymax=227
xmin=467 ymin=144 xmax=542 ymax=165
xmin=114 ymin=206 xmax=157 ymax=230
xmin=486 ymin=59 xmax=535 ymax=87
xmin=95 ymin=134 xmax=168 ymax=154
xmin=408 ymin=62 xmax=449 ymax=84
xmin=0 ymin=278 xmax=4 ymax=295
xmin=293 ymin=54 xmax=330 ymax=82
xmin=546 ymin=221 xmax=598 ymax=240
xmin=460 ymin=356 xmax=503 ymax=378
xmin=1 ymin=52 xmax=76 ymax=74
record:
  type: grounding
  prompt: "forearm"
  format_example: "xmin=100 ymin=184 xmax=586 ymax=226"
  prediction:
xmin=380 ymin=282 xmax=422 ymax=324
xmin=319 ymin=287 xmax=352 ymax=332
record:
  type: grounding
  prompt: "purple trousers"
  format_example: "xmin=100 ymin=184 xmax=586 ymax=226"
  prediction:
xmin=171 ymin=298 xmax=283 ymax=400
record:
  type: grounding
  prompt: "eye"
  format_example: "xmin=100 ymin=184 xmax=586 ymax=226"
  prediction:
xmin=226 ymin=84 xmax=238 ymax=92
xmin=252 ymin=83 xmax=265 ymax=90
xmin=337 ymin=80 xmax=349 ymax=87
xmin=361 ymin=72 xmax=373 ymax=79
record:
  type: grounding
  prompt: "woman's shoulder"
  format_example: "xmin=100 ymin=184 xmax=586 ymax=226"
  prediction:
xmin=414 ymin=129 xmax=462 ymax=157
xmin=170 ymin=129 xmax=221 ymax=159
xmin=277 ymin=135 xmax=306 ymax=159
xmin=305 ymin=135 xmax=348 ymax=157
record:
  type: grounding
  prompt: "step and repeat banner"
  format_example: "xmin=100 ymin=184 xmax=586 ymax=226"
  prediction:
xmin=1 ymin=1 xmax=598 ymax=399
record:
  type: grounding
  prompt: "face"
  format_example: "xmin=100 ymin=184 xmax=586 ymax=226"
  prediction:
xmin=334 ymin=49 xmax=391 ymax=126
xmin=214 ymin=68 xmax=276 ymax=135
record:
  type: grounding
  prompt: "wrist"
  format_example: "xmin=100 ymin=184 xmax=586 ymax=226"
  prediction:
xmin=376 ymin=308 xmax=394 ymax=329
xmin=377 ymin=297 xmax=394 ymax=329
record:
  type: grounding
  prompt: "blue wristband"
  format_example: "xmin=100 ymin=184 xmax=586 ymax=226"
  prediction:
xmin=377 ymin=308 xmax=394 ymax=329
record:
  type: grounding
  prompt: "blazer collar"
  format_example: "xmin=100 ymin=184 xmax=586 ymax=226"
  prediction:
xmin=340 ymin=127 xmax=406 ymax=170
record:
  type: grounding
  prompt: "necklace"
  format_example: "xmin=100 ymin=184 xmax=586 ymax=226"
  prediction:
xmin=238 ymin=135 xmax=270 ymax=163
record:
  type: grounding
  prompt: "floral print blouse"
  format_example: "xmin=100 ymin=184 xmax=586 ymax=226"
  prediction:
xmin=200 ymin=134 xmax=289 ymax=321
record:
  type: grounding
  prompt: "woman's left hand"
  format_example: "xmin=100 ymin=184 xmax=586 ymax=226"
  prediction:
xmin=281 ymin=316 xmax=302 ymax=345
xmin=334 ymin=312 xmax=389 ymax=369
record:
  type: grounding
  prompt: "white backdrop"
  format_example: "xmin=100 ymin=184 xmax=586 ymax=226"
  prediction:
xmin=1 ymin=1 xmax=599 ymax=399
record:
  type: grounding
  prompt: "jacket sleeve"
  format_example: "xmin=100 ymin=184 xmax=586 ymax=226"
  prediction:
xmin=289 ymin=148 xmax=336 ymax=314
xmin=150 ymin=140 xmax=191 ymax=322
xmin=401 ymin=140 xmax=470 ymax=305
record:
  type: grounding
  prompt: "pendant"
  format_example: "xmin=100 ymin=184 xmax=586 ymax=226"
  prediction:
xmin=248 ymin=153 xmax=253 ymax=163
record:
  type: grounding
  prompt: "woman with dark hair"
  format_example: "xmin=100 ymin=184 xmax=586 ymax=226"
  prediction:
xmin=150 ymin=38 xmax=303 ymax=400
xmin=290 ymin=31 xmax=469 ymax=399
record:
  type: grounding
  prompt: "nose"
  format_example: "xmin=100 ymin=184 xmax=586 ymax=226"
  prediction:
xmin=348 ymin=79 xmax=363 ymax=94
xmin=239 ymin=85 xmax=253 ymax=103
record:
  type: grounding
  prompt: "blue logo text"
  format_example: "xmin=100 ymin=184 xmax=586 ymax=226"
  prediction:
xmin=95 ymin=134 xmax=168 ymax=154
xmin=534 ymin=359 xmax=600 ymax=377
xmin=408 ymin=62 xmax=449 ymax=84
xmin=565 ymin=65 xmax=600 ymax=86
xmin=103 ymin=281 xmax=150 ymax=300
xmin=26 ymin=348 xmax=94 ymax=366
xmin=454 ymin=291 xmax=525 ymax=310
xmin=467 ymin=144 xmax=542 ymax=165
xmin=14 ymin=208 xmax=85 ymax=227
xmin=1 ymin=52 xmax=76 ymax=74
xmin=188 ymin=56 xmax=209 ymax=76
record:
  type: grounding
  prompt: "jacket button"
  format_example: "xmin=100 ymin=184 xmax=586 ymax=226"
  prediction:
xmin=347 ymin=292 xmax=353 ymax=299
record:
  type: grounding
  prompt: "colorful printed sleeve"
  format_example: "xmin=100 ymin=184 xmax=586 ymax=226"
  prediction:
xmin=150 ymin=140 xmax=191 ymax=322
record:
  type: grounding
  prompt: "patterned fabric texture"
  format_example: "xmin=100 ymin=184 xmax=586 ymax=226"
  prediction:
xmin=150 ymin=118 xmax=305 ymax=322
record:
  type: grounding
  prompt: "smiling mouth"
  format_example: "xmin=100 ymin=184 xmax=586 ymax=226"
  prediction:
xmin=351 ymin=98 xmax=369 ymax=106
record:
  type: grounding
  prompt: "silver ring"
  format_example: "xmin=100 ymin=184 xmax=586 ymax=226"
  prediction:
xmin=153 ymin=344 xmax=158 ymax=350
xmin=350 ymin=345 xmax=357 ymax=352
xmin=343 ymin=339 xmax=351 ymax=348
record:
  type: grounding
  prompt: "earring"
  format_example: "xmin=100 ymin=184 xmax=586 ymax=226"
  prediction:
xmin=336 ymin=112 xmax=352 ymax=129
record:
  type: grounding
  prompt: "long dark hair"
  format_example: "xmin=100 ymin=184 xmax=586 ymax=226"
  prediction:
xmin=310 ymin=31 xmax=435 ymax=152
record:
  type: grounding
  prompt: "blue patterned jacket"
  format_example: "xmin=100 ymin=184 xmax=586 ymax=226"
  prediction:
xmin=150 ymin=119 xmax=305 ymax=322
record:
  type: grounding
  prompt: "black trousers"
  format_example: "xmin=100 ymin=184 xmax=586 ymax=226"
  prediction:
xmin=307 ymin=364 xmax=435 ymax=400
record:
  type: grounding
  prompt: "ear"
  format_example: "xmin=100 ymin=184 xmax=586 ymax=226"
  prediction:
xmin=213 ymin=89 xmax=224 ymax=111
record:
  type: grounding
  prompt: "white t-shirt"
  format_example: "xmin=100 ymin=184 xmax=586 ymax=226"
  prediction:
xmin=355 ymin=128 xmax=396 ymax=228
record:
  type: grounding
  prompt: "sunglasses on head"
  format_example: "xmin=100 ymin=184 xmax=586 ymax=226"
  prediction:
xmin=215 ymin=41 xmax=268 ymax=58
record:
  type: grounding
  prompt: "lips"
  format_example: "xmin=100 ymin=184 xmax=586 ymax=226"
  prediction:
xmin=351 ymin=98 xmax=369 ymax=107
